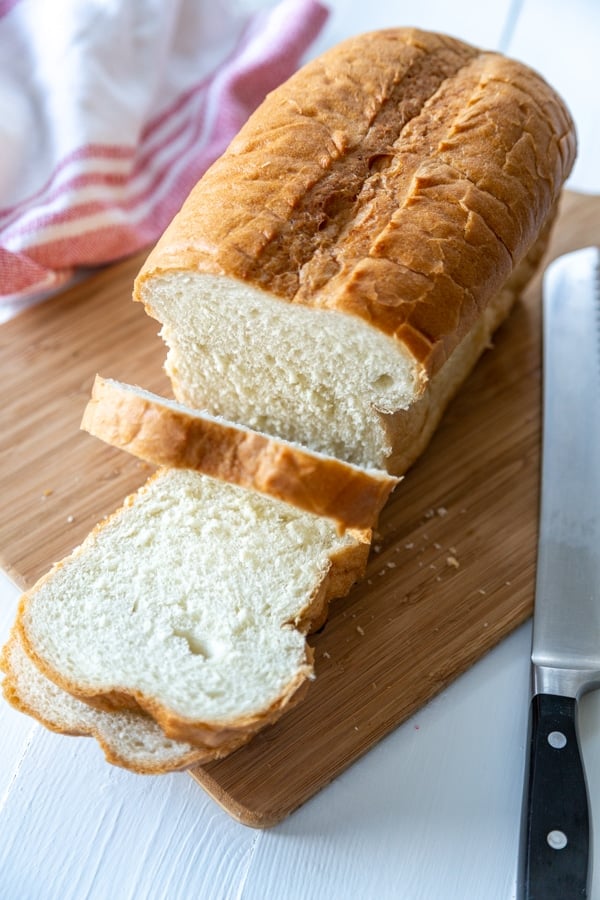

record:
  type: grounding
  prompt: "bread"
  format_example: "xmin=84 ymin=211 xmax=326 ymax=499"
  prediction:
xmin=81 ymin=375 xmax=398 ymax=531
xmin=134 ymin=27 xmax=576 ymax=473
xmin=15 ymin=468 xmax=370 ymax=749
xmin=2 ymin=28 xmax=577 ymax=773
xmin=0 ymin=631 xmax=221 ymax=774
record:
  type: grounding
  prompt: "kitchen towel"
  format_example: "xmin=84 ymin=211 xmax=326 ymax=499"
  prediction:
xmin=0 ymin=0 xmax=328 ymax=314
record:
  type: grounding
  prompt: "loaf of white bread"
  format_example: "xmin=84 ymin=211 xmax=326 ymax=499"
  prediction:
xmin=134 ymin=27 xmax=575 ymax=474
xmin=2 ymin=28 xmax=576 ymax=774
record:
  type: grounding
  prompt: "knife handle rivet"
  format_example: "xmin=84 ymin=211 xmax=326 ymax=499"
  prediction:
xmin=546 ymin=830 xmax=568 ymax=851
xmin=547 ymin=730 xmax=567 ymax=749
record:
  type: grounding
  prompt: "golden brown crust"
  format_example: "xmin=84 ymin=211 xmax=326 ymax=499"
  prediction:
xmin=143 ymin=667 xmax=314 ymax=749
xmin=81 ymin=376 xmax=398 ymax=531
xmin=134 ymin=27 xmax=576 ymax=376
xmin=379 ymin=202 xmax=558 ymax=473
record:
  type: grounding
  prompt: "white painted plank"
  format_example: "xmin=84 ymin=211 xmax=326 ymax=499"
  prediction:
xmin=240 ymin=624 xmax=532 ymax=900
xmin=241 ymin=626 xmax=600 ymax=900
xmin=0 ymin=723 xmax=257 ymax=900
xmin=506 ymin=0 xmax=600 ymax=192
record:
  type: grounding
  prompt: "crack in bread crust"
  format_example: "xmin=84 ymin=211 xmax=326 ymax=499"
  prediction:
xmin=254 ymin=39 xmax=480 ymax=295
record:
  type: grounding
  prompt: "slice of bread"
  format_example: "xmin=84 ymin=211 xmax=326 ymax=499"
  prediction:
xmin=16 ymin=468 xmax=370 ymax=749
xmin=0 ymin=631 xmax=223 ymax=774
xmin=81 ymin=375 xmax=398 ymax=531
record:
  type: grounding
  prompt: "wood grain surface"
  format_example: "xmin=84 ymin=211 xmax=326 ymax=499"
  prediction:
xmin=1 ymin=191 xmax=598 ymax=827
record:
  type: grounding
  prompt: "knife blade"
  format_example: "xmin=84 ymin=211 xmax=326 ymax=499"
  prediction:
xmin=518 ymin=246 xmax=600 ymax=900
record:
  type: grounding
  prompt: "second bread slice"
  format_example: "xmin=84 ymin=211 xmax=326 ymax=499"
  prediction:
xmin=81 ymin=375 xmax=398 ymax=532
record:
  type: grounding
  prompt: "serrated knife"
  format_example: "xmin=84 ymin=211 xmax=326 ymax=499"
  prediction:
xmin=518 ymin=246 xmax=600 ymax=899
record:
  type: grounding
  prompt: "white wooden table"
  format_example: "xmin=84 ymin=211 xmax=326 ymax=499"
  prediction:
xmin=1 ymin=2 xmax=599 ymax=897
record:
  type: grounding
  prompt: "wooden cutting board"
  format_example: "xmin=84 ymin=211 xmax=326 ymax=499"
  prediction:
xmin=1 ymin=192 xmax=598 ymax=827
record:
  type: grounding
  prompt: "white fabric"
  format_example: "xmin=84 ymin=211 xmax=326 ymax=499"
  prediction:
xmin=0 ymin=0 xmax=328 ymax=311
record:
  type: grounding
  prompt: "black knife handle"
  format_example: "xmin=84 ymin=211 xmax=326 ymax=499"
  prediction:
xmin=518 ymin=693 xmax=591 ymax=899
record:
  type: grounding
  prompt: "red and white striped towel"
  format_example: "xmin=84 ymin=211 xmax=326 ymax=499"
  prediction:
xmin=0 ymin=0 xmax=328 ymax=314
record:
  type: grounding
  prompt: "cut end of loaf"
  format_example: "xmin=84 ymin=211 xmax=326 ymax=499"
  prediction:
xmin=141 ymin=274 xmax=423 ymax=471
